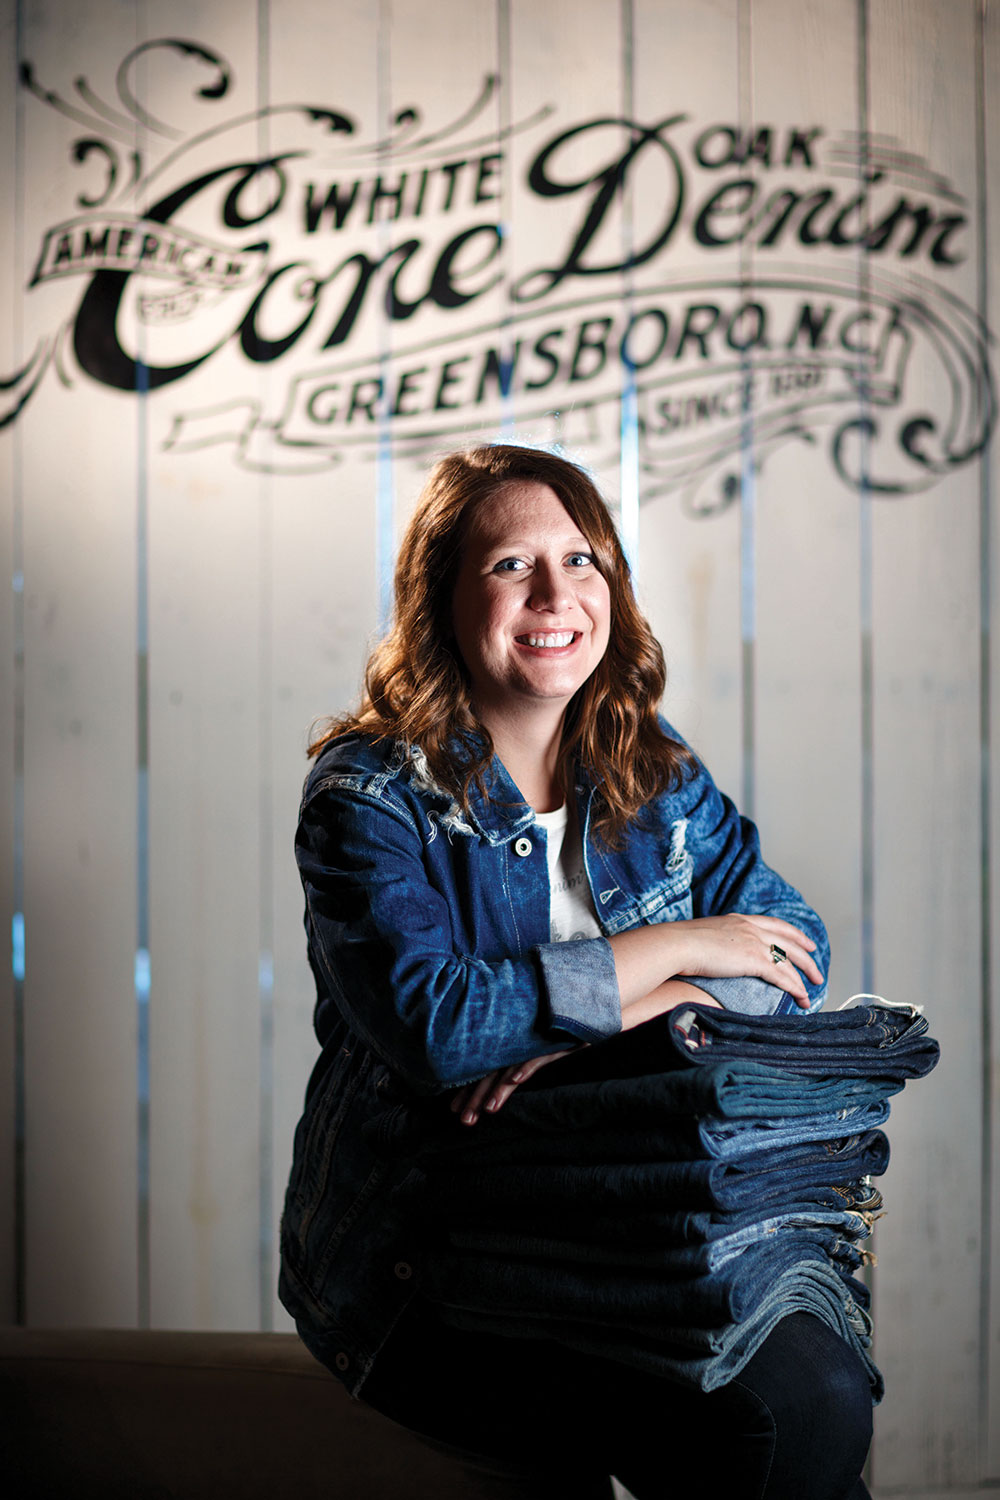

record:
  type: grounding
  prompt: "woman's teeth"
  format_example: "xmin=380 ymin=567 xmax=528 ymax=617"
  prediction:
xmin=519 ymin=632 xmax=575 ymax=648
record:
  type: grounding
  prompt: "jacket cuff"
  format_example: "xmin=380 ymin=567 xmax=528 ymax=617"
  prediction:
xmin=689 ymin=975 xmax=827 ymax=1015
xmin=534 ymin=937 xmax=622 ymax=1042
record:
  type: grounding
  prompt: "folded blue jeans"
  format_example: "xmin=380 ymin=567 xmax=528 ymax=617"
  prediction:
xmin=447 ymin=1208 xmax=876 ymax=1273
xmin=668 ymin=1001 xmax=937 ymax=1084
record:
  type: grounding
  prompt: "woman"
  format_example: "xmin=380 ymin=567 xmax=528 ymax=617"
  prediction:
xmin=279 ymin=444 xmax=873 ymax=1499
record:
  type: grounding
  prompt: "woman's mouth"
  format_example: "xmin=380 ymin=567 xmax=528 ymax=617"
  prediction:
xmin=514 ymin=631 xmax=580 ymax=651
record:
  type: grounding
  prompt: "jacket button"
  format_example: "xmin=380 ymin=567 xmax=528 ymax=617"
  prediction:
xmin=394 ymin=1261 xmax=413 ymax=1280
xmin=513 ymin=837 xmax=532 ymax=857
xmin=335 ymin=1352 xmax=350 ymax=1371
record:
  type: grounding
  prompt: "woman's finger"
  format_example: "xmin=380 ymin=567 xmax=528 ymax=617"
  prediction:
xmin=482 ymin=1048 xmax=577 ymax=1116
xmin=451 ymin=1069 xmax=503 ymax=1124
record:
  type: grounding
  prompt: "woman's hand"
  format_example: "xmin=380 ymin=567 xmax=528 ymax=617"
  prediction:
xmin=612 ymin=913 xmax=822 ymax=1021
xmin=450 ymin=1047 xmax=576 ymax=1126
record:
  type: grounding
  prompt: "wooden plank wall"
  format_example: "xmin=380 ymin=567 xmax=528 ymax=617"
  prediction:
xmin=0 ymin=0 xmax=996 ymax=1493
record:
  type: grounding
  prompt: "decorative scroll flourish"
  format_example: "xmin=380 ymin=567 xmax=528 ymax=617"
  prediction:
xmin=6 ymin=38 xmax=995 ymax=510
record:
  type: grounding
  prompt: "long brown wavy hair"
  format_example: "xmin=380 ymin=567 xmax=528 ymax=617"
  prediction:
xmin=309 ymin=444 xmax=695 ymax=843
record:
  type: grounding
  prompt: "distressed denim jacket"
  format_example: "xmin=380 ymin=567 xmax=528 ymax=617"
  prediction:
xmin=278 ymin=721 xmax=829 ymax=1394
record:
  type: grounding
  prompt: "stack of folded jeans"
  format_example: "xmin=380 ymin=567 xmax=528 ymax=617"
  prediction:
xmin=381 ymin=1002 xmax=938 ymax=1402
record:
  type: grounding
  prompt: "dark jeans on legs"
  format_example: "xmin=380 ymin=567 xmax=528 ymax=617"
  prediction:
xmin=358 ymin=1303 xmax=873 ymax=1500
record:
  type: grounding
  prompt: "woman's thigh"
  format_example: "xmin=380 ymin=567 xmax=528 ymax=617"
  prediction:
xmin=359 ymin=1305 xmax=873 ymax=1500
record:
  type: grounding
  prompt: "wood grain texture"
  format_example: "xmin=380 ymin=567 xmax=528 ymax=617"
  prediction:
xmin=1 ymin=0 xmax=995 ymax=1487
xmin=18 ymin=0 xmax=140 ymax=1328
xmin=865 ymin=0 xmax=986 ymax=1488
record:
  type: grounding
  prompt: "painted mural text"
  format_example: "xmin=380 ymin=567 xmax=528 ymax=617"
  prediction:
xmin=6 ymin=43 xmax=993 ymax=509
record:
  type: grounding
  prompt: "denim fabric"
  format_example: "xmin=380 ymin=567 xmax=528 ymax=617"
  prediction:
xmin=437 ymin=1258 xmax=882 ymax=1401
xmin=434 ymin=1184 xmax=884 ymax=1250
xmin=279 ymin=723 xmax=830 ymax=1395
xmin=669 ymin=1001 xmax=938 ymax=1083
xmin=424 ymin=1130 xmax=889 ymax=1217
xmin=383 ymin=1090 xmax=891 ymax=1167
xmin=425 ymin=1235 xmax=842 ymax=1329
xmin=434 ymin=1222 xmax=861 ymax=1284
xmin=447 ymin=1209 xmax=876 ymax=1273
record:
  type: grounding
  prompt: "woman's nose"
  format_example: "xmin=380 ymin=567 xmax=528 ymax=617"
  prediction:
xmin=529 ymin=562 xmax=571 ymax=613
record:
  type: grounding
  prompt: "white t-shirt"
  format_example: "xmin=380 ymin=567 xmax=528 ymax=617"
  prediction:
xmin=532 ymin=803 xmax=602 ymax=943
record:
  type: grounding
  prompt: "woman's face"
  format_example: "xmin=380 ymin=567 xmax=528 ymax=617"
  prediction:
xmin=451 ymin=481 xmax=612 ymax=727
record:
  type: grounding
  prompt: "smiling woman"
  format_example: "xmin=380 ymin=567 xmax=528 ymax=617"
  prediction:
xmin=279 ymin=444 xmax=871 ymax=1499
xmin=450 ymin=480 xmax=611 ymax=802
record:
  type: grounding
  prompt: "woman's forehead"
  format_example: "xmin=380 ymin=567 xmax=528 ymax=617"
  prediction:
xmin=463 ymin=481 xmax=587 ymax=547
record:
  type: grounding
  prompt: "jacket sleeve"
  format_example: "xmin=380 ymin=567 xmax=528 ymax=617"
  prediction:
xmin=296 ymin=783 xmax=621 ymax=1093
xmin=663 ymin=723 xmax=830 ymax=1014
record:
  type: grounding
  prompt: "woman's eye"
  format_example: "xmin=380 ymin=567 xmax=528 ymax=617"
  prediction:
xmin=493 ymin=557 xmax=527 ymax=573
xmin=567 ymin=553 xmax=594 ymax=568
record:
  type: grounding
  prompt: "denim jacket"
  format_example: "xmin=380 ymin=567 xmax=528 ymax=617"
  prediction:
xmin=278 ymin=720 xmax=829 ymax=1394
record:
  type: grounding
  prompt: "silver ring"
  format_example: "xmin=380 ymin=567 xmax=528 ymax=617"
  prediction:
xmin=770 ymin=944 xmax=786 ymax=965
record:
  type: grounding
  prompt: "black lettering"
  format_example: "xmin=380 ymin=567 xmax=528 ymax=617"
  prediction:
xmin=828 ymin=179 xmax=879 ymax=246
xmin=514 ymin=115 xmax=685 ymax=299
xmin=866 ymin=199 xmax=934 ymax=256
xmin=412 ymin=168 xmax=430 ymax=217
xmin=305 ymin=383 xmax=341 ymax=424
xmin=115 ymin=227 xmax=134 ymax=257
xmin=304 ymin=180 xmax=360 ymax=232
xmin=475 ymin=154 xmax=502 ymax=204
xmin=475 ymin=343 xmax=521 ymax=403
xmin=783 ymin=128 xmax=822 ymax=168
xmin=321 ymin=242 xmax=416 ymax=347
xmin=240 ymin=263 xmax=324 ymax=362
xmin=382 ymin=240 xmax=424 ymax=321
xmin=693 ymin=179 xmax=756 ymax=247
xmin=694 ymin=125 xmax=740 ymax=169
xmin=620 ymin=308 xmax=669 ymax=371
xmin=434 ymin=356 xmax=471 ymax=410
xmin=752 ymin=187 xmax=801 ymax=248
xmin=674 ymin=304 xmax=720 ymax=360
xmin=796 ymin=188 xmax=837 ymax=245
xmin=391 ymin=366 xmax=427 ymax=417
xmin=139 ymin=233 xmax=160 ymax=260
xmin=568 ymin=317 xmax=613 ymax=382
xmin=439 ymin=161 xmax=466 ymax=212
xmin=930 ymin=216 xmax=966 ymax=264
xmin=726 ymin=302 xmax=769 ymax=351
xmin=785 ymin=303 xmax=833 ymax=350
xmin=53 ymin=234 xmax=73 ymax=267
xmin=745 ymin=127 xmax=773 ymax=168
xmin=524 ymin=328 xmax=563 ymax=390
xmin=657 ymin=397 xmax=681 ymax=432
xmin=346 ymin=377 xmax=383 ymax=423
xmin=367 ymin=174 xmax=408 ymax=224
xmin=72 ymin=159 xmax=275 ymax=391
xmin=428 ymin=225 xmax=502 ymax=310
xmin=81 ymin=226 xmax=110 ymax=259
xmin=221 ymin=157 xmax=291 ymax=229
xmin=839 ymin=311 xmax=876 ymax=355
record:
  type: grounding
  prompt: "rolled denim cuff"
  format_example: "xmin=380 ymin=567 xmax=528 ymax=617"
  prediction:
xmin=534 ymin=937 xmax=622 ymax=1042
xmin=688 ymin=975 xmax=827 ymax=1016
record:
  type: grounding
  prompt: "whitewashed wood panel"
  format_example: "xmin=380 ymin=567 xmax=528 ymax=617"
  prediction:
xmin=0 ymin=0 xmax=19 ymax=1328
xmin=264 ymin=0 xmax=385 ymax=1330
xmin=143 ymin=0 xmax=270 ymax=1331
xmin=18 ymin=0 xmax=141 ymax=1325
xmin=747 ymin=0 xmax=867 ymax=1003
xmin=865 ymin=0 xmax=986 ymax=1488
xmin=630 ymin=0 xmax=744 ymax=794
xmin=985 ymin=0 xmax=1000 ymax=1480
xmin=0 ymin=3 xmax=995 ymax=1491
xmin=504 ymin=0 xmax=629 ymax=519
